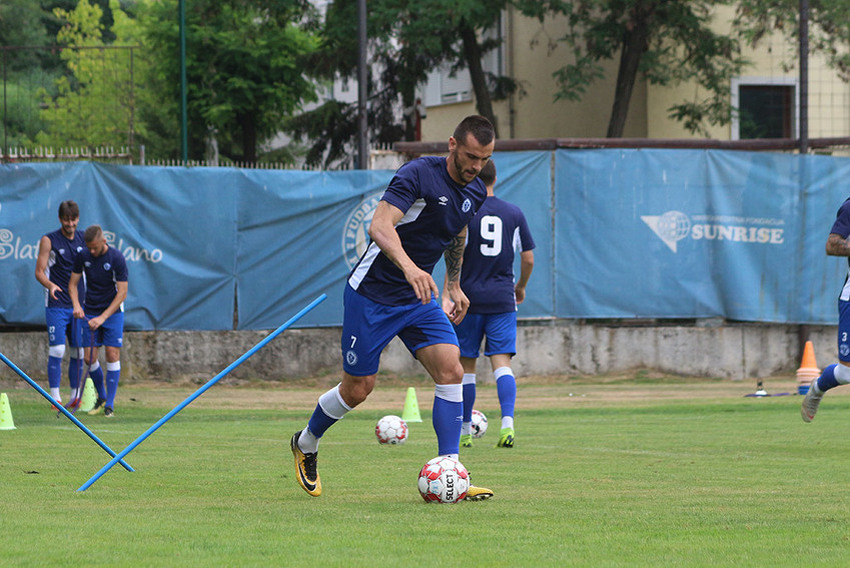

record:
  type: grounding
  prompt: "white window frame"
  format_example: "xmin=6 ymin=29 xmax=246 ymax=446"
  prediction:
xmin=730 ymin=76 xmax=799 ymax=140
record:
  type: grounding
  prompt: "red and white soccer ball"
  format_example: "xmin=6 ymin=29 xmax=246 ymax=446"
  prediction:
xmin=470 ymin=409 xmax=488 ymax=438
xmin=375 ymin=414 xmax=408 ymax=445
xmin=417 ymin=456 xmax=470 ymax=504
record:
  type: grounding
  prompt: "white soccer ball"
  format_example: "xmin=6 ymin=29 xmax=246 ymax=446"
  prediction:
xmin=470 ymin=409 xmax=488 ymax=438
xmin=417 ymin=456 xmax=470 ymax=504
xmin=375 ymin=414 xmax=408 ymax=445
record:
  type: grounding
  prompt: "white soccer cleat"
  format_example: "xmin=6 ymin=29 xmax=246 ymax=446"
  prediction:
xmin=801 ymin=380 xmax=823 ymax=423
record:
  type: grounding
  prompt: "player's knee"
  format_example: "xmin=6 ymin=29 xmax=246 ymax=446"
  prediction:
xmin=340 ymin=375 xmax=374 ymax=406
xmin=48 ymin=344 xmax=65 ymax=359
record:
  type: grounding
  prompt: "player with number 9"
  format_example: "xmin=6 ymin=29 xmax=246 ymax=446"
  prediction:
xmin=443 ymin=159 xmax=535 ymax=449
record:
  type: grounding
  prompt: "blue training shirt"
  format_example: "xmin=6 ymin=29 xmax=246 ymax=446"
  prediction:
xmin=461 ymin=196 xmax=535 ymax=314
xmin=348 ymin=156 xmax=487 ymax=306
xmin=73 ymin=245 xmax=128 ymax=313
xmin=44 ymin=228 xmax=86 ymax=309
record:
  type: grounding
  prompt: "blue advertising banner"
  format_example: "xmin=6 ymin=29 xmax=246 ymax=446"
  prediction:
xmin=234 ymin=169 xmax=393 ymax=330
xmin=553 ymin=149 xmax=850 ymax=323
xmin=4 ymin=150 xmax=850 ymax=330
xmin=0 ymin=162 xmax=237 ymax=330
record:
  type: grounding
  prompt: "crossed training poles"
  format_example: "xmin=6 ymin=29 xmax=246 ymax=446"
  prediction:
xmin=0 ymin=293 xmax=327 ymax=492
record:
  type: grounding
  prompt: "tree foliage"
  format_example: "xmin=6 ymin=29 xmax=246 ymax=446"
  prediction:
xmin=520 ymin=0 xmax=750 ymax=137
xmin=287 ymin=0 xmax=520 ymax=168
xmin=734 ymin=0 xmax=850 ymax=82
xmin=36 ymin=0 xmax=138 ymax=150
xmin=137 ymin=0 xmax=320 ymax=163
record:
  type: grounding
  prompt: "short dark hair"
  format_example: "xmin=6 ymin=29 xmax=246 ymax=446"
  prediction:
xmin=478 ymin=160 xmax=496 ymax=187
xmin=58 ymin=200 xmax=79 ymax=219
xmin=453 ymin=115 xmax=495 ymax=147
xmin=84 ymin=224 xmax=103 ymax=243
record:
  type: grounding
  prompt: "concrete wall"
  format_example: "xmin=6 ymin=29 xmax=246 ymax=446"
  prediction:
xmin=0 ymin=321 xmax=836 ymax=385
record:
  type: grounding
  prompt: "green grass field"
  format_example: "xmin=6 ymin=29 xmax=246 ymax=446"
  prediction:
xmin=1 ymin=375 xmax=848 ymax=567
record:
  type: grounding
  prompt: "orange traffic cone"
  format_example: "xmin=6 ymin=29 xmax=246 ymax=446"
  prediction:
xmin=796 ymin=341 xmax=820 ymax=394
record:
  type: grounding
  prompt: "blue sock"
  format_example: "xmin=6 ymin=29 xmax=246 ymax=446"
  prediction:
xmin=106 ymin=369 xmax=120 ymax=409
xmin=48 ymin=356 xmax=62 ymax=389
xmin=462 ymin=382 xmax=476 ymax=423
xmin=817 ymin=364 xmax=840 ymax=393
xmin=90 ymin=365 xmax=106 ymax=399
xmin=496 ymin=373 xmax=517 ymax=419
xmin=68 ymin=358 xmax=82 ymax=394
xmin=433 ymin=396 xmax=462 ymax=456
xmin=307 ymin=404 xmax=338 ymax=438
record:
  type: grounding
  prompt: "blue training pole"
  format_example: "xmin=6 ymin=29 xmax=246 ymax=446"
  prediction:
xmin=78 ymin=293 xmax=327 ymax=491
xmin=0 ymin=352 xmax=135 ymax=472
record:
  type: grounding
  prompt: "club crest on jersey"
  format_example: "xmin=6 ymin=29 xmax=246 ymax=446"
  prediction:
xmin=342 ymin=190 xmax=383 ymax=270
xmin=104 ymin=263 xmax=111 ymax=270
xmin=462 ymin=198 xmax=472 ymax=213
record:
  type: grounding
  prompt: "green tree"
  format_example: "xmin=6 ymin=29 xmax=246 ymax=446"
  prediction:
xmin=521 ymin=0 xmax=750 ymax=137
xmin=287 ymin=0 xmax=519 ymax=168
xmin=36 ymin=0 xmax=137 ymax=151
xmin=734 ymin=1 xmax=850 ymax=81
xmin=137 ymin=0 xmax=320 ymax=163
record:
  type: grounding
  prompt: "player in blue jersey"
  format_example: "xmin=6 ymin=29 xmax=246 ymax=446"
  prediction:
xmin=68 ymin=225 xmax=128 ymax=418
xmin=802 ymin=198 xmax=850 ymax=421
xmin=291 ymin=115 xmax=496 ymax=500
xmin=35 ymin=200 xmax=87 ymax=409
xmin=442 ymin=160 xmax=535 ymax=448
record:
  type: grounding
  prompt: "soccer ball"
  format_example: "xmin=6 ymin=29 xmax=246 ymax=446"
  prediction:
xmin=375 ymin=414 xmax=408 ymax=445
xmin=470 ymin=409 xmax=488 ymax=438
xmin=417 ymin=456 xmax=469 ymax=504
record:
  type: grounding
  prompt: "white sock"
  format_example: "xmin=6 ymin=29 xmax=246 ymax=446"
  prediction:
xmin=835 ymin=363 xmax=850 ymax=384
xmin=461 ymin=422 xmax=472 ymax=436
xmin=502 ymin=416 xmax=514 ymax=430
xmin=298 ymin=428 xmax=320 ymax=454
xmin=50 ymin=387 xmax=61 ymax=403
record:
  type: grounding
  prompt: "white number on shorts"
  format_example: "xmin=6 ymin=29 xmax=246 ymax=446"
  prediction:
xmin=479 ymin=215 xmax=502 ymax=257
xmin=350 ymin=335 xmax=357 ymax=348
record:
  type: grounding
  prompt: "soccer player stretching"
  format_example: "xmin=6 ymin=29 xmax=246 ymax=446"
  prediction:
xmin=69 ymin=225 xmax=128 ymax=418
xmin=291 ymin=115 xmax=495 ymax=500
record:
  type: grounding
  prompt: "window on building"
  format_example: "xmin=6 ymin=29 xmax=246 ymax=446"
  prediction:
xmin=422 ymin=16 xmax=505 ymax=107
xmin=731 ymin=78 xmax=798 ymax=139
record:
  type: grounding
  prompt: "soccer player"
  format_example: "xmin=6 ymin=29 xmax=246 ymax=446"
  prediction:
xmin=442 ymin=160 xmax=535 ymax=448
xmin=290 ymin=115 xmax=496 ymax=500
xmin=68 ymin=225 xmax=128 ymax=418
xmin=802 ymin=198 xmax=850 ymax=421
xmin=35 ymin=200 xmax=87 ymax=409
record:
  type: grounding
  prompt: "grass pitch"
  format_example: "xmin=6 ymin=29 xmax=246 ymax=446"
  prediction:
xmin=1 ymin=374 xmax=848 ymax=567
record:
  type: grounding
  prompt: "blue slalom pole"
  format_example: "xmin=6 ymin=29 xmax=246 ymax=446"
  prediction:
xmin=0 ymin=351 xmax=134 ymax=472
xmin=78 ymin=293 xmax=327 ymax=491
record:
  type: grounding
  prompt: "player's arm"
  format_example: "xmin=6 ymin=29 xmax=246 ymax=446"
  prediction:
xmin=515 ymin=250 xmax=535 ymax=305
xmin=88 ymin=280 xmax=127 ymax=330
xmin=443 ymin=227 xmax=470 ymax=324
xmin=35 ymin=236 xmax=61 ymax=299
xmin=826 ymin=233 xmax=850 ymax=256
xmin=68 ymin=271 xmax=84 ymax=319
xmin=368 ymin=200 xmax=437 ymax=304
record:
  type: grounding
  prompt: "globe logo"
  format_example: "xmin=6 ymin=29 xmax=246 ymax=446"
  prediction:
xmin=640 ymin=210 xmax=692 ymax=253
xmin=656 ymin=211 xmax=691 ymax=243
xmin=341 ymin=191 xmax=383 ymax=269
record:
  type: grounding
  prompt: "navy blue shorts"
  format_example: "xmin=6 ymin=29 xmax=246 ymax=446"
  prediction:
xmin=342 ymin=285 xmax=458 ymax=376
xmin=454 ymin=311 xmax=517 ymax=359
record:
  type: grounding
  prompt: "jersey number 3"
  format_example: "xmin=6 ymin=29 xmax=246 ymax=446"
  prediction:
xmin=478 ymin=215 xmax=502 ymax=257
